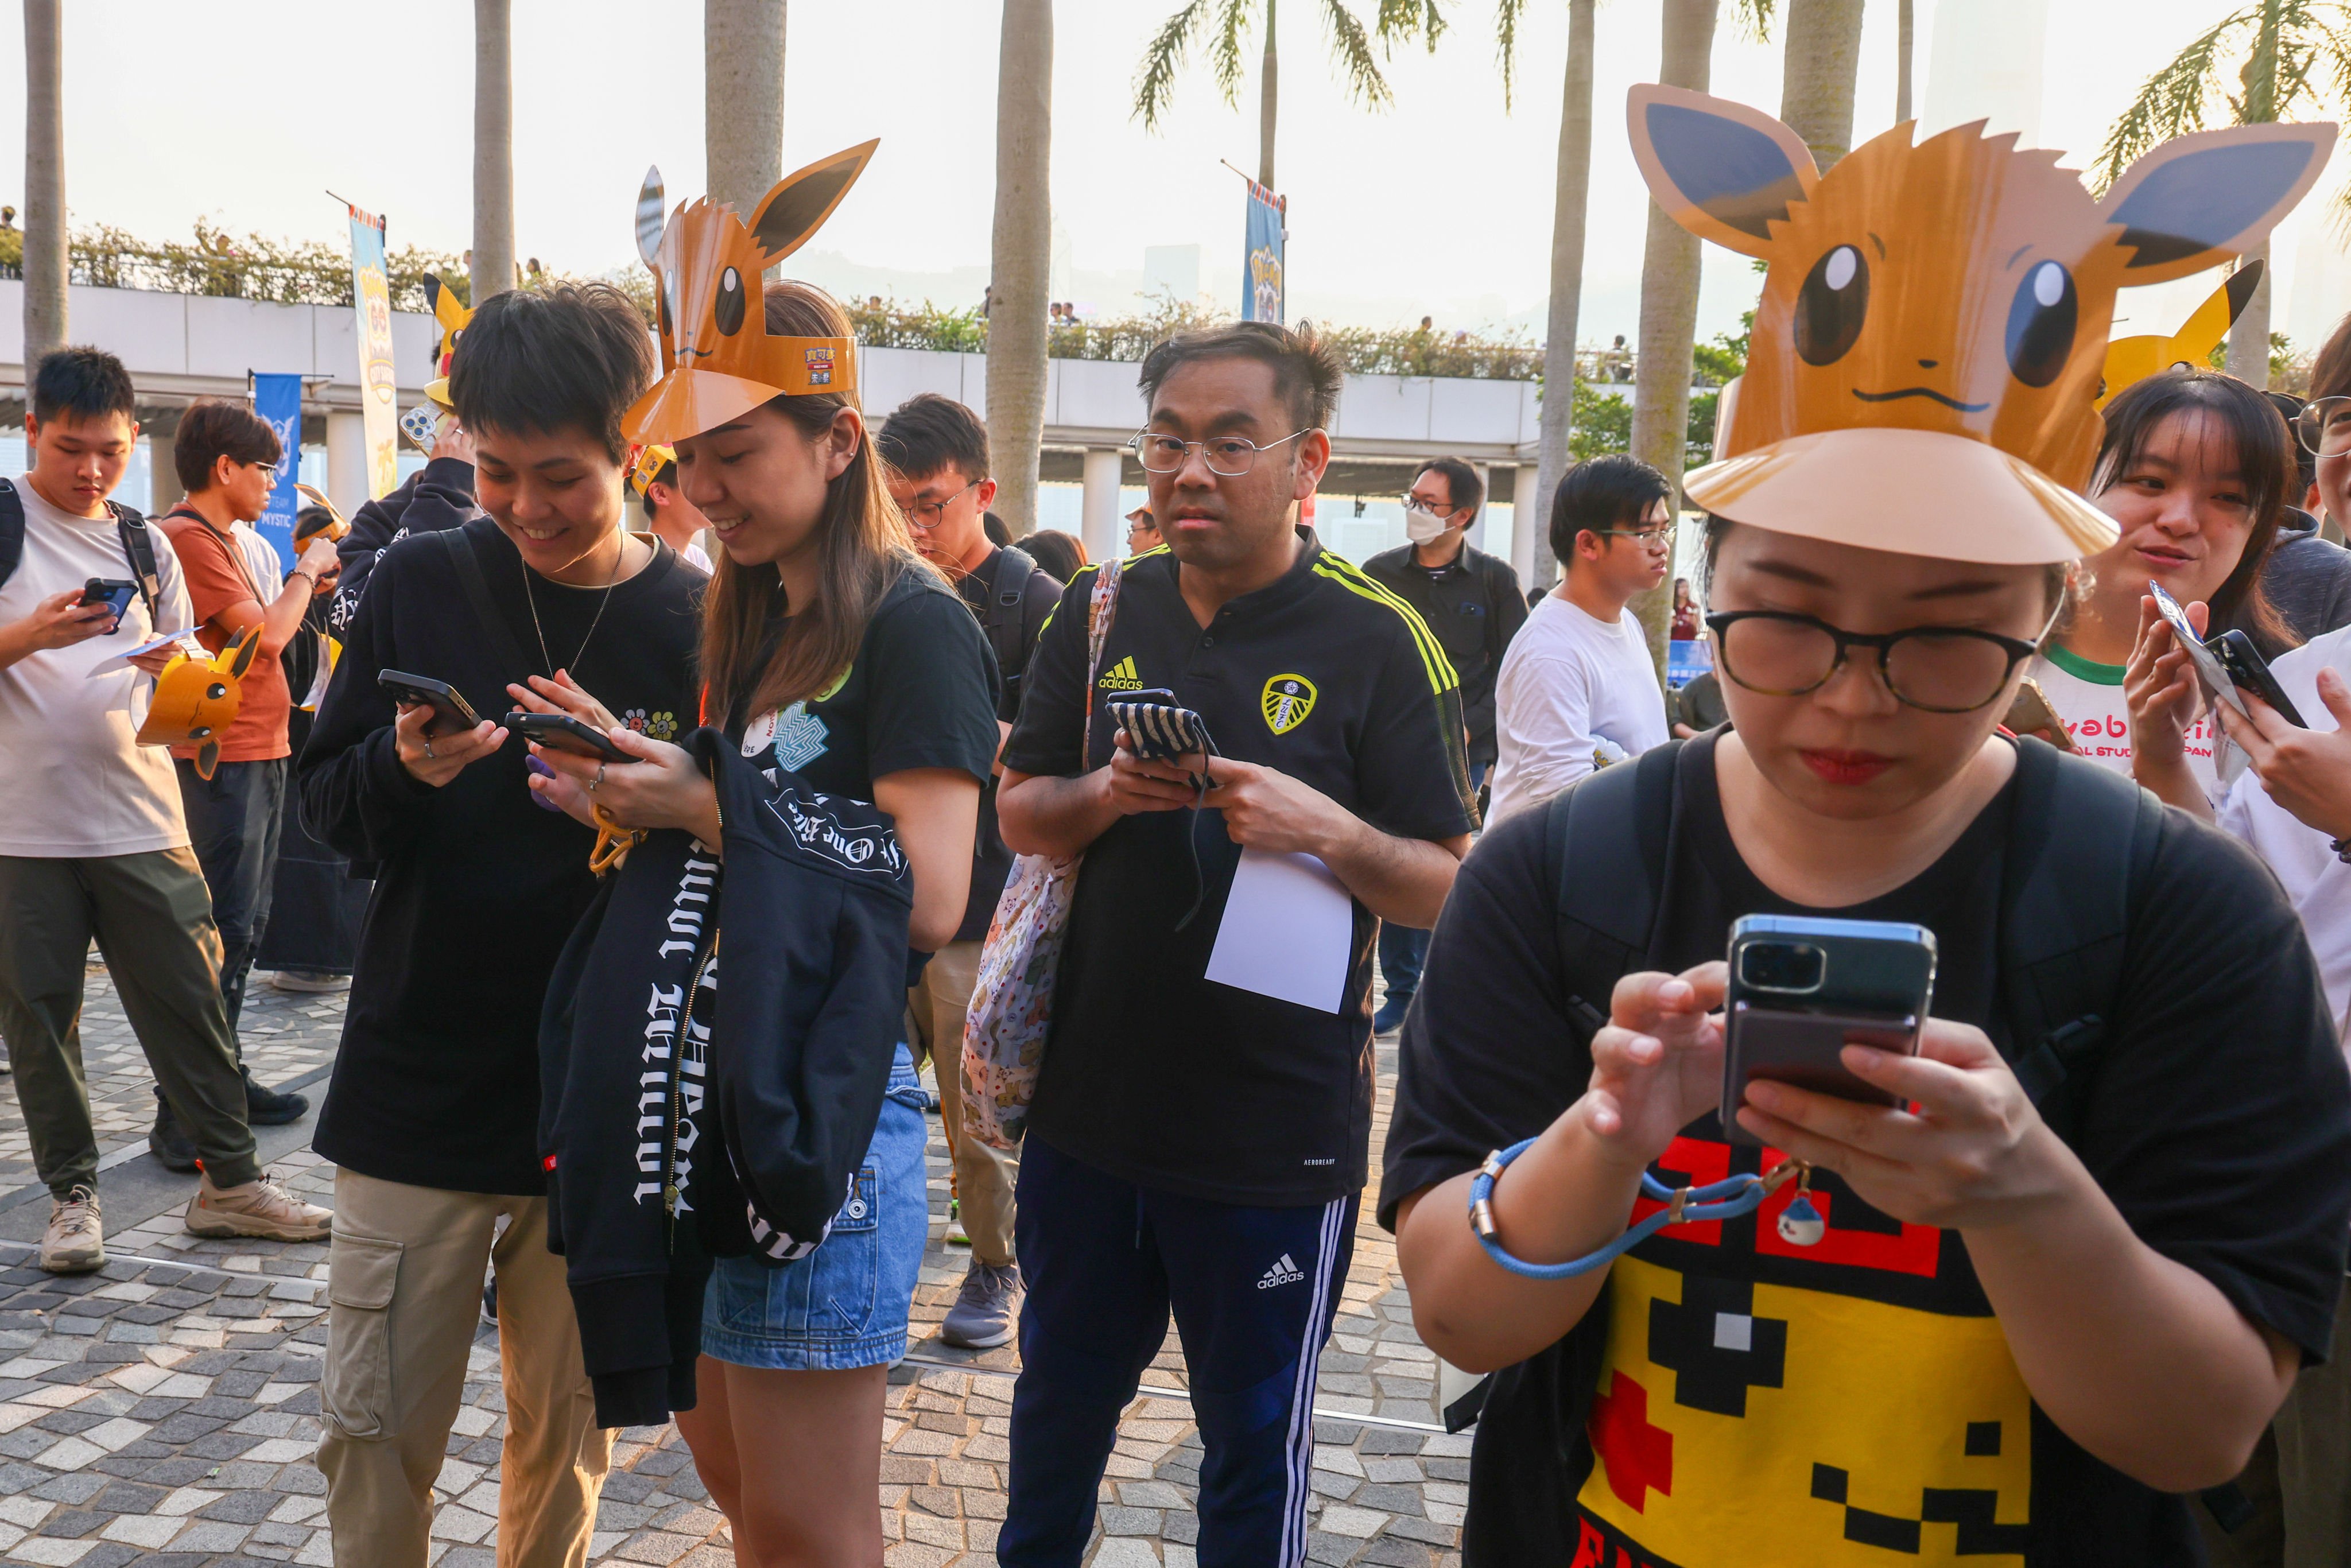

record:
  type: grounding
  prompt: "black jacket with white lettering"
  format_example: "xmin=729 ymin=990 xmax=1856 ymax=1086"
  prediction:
xmin=538 ymin=729 xmax=915 ymax=1427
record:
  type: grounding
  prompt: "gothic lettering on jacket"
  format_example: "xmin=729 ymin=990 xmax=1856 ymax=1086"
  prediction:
xmin=766 ymin=785 xmax=908 ymax=879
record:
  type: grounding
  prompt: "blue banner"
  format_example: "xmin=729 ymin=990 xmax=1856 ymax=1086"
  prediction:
xmin=1243 ymin=180 xmax=1285 ymax=324
xmin=250 ymin=373 xmax=304 ymax=566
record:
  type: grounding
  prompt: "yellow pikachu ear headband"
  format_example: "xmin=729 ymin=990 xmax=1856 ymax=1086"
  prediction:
xmin=421 ymin=274 xmax=474 ymax=410
xmin=629 ymin=444 xmax=677 ymax=497
xmin=2096 ymin=259 xmax=2264 ymax=410
xmin=625 ymin=141 xmax=878 ymax=445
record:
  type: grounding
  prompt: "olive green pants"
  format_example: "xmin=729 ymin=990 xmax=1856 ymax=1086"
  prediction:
xmin=0 ymin=849 xmax=260 ymax=1194
xmin=2199 ymin=1275 xmax=2351 ymax=1568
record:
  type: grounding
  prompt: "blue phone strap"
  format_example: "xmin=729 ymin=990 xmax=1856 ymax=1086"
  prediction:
xmin=1467 ymin=1140 xmax=1821 ymax=1280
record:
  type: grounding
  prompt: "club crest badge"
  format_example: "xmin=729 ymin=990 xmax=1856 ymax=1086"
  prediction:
xmin=1262 ymin=673 xmax=1317 ymax=736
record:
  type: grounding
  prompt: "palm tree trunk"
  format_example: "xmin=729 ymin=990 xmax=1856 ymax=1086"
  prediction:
xmin=1259 ymin=0 xmax=1279 ymax=190
xmin=705 ymin=0 xmax=787 ymax=221
xmin=1779 ymin=0 xmax=1865 ymax=170
xmin=21 ymin=0 xmax=66 ymax=361
xmin=988 ymin=0 xmax=1054 ymax=536
xmin=1896 ymin=0 xmax=1914 ymax=123
xmin=1531 ymin=0 xmax=1596 ymax=594
xmin=1629 ymin=0 xmax=1718 ymax=673
xmin=472 ymin=0 xmax=515 ymax=302
xmin=2226 ymin=0 xmax=2284 ymax=383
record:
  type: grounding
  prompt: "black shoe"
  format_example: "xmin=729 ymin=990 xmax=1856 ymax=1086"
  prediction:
xmin=482 ymin=1279 xmax=498 ymax=1326
xmin=243 ymin=1067 xmax=309 ymax=1127
xmin=148 ymin=1100 xmax=200 ymax=1174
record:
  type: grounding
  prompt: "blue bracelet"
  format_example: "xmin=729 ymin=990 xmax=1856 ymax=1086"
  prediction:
xmin=1467 ymin=1138 xmax=1822 ymax=1280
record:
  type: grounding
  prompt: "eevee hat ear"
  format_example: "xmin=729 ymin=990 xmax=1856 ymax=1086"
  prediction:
xmin=624 ymin=141 xmax=880 ymax=445
xmin=1628 ymin=85 xmax=1818 ymax=257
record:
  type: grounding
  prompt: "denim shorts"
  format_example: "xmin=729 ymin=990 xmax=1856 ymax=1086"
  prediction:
xmin=700 ymin=1043 xmax=930 ymax=1371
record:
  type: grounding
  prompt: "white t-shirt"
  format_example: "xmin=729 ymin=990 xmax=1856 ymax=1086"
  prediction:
xmin=2219 ymin=622 xmax=2351 ymax=1035
xmin=2029 ymin=644 xmax=2225 ymax=806
xmin=231 ymin=521 xmax=282 ymax=592
xmin=0 ymin=477 xmax=196 ymax=856
xmin=1487 ymin=595 xmax=1668 ymax=825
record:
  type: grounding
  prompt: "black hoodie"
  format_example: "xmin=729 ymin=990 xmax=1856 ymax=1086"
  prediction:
xmin=539 ymin=729 xmax=915 ymax=1427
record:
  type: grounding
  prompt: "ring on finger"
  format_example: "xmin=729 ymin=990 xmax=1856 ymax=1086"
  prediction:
xmin=424 ymin=736 xmax=436 ymax=760
xmin=589 ymin=763 xmax=607 ymax=794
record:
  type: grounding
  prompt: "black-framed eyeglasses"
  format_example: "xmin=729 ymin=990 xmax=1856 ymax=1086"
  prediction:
xmin=1595 ymin=525 xmax=1675 ymax=546
xmin=1131 ymin=428 xmax=1316 ymax=478
xmin=1401 ymin=491 xmax=1462 ymax=516
xmin=1704 ymin=609 xmax=2048 ymax=713
xmin=2296 ymin=395 xmax=2351 ymax=459
xmin=900 ymin=478 xmax=982 ymax=531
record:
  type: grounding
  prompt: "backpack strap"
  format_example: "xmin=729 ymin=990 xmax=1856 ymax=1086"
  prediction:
xmin=1993 ymin=737 xmax=2163 ymax=1140
xmin=982 ymin=545 xmax=1041 ymax=703
xmin=0 ymin=479 xmax=22 ymax=595
xmin=104 ymin=500 xmax=162 ymax=626
xmin=438 ymin=527 xmax=538 ymax=682
xmin=1547 ymin=741 xmax=1685 ymax=1039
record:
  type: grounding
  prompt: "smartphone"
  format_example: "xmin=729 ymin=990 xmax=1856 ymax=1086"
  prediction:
xmin=1106 ymin=693 xmax=1216 ymax=764
xmin=377 ymin=670 xmax=482 ymax=737
xmin=399 ymin=403 xmax=445 ymax=452
xmin=2148 ymin=579 xmax=2252 ymax=719
xmin=2000 ymin=677 xmax=2074 ymax=752
xmin=80 ymin=578 xmax=138 ymax=627
xmin=2209 ymin=629 xmax=2307 ymax=727
xmin=506 ymin=711 xmax=636 ymax=763
xmin=1720 ymin=914 xmax=1937 ymax=1147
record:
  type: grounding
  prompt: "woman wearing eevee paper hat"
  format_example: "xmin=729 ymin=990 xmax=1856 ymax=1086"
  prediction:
xmin=519 ymin=141 xmax=1003 ymax=1565
xmin=1382 ymin=91 xmax=2351 ymax=1565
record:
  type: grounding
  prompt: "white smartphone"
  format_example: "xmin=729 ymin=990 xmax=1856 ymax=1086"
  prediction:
xmin=2148 ymin=579 xmax=2248 ymax=720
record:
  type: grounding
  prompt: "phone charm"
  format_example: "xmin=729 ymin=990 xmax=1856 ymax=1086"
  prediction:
xmin=1468 ymin=1139 xmax=1817 ymax=1279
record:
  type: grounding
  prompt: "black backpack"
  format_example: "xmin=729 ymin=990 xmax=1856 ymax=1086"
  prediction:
xmin=977 ymin=545 xmax=1048 ymax=705
xmin=0 ymin=476 xmax=164 ymax=625
xmin=1451 ymin=735 xmax=2172 ymax=1557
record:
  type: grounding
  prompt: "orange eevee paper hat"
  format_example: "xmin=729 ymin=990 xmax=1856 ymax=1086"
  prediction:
xmin=624 ymin=141 xmax=878 ymax=446
xmin=1630 ymin=87 xmax=2334 ymax=564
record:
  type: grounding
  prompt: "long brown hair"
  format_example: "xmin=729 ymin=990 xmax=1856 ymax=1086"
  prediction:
xmin=699 ymin=281 xmax=930 ymax=724
xmin=2089 ymin=370 xmax=2296 ymax=649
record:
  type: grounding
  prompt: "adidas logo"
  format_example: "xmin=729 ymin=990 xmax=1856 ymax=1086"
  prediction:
xmin=1256 ymin=1253 xmax=1307 ymax=1290
xmin=1097 ymin=655 xmax=1145 ymax=691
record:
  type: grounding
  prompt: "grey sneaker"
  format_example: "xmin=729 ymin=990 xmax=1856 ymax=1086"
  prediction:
xmin=40 ymin=1186 xmax=103 ymax=1275
xmin=185 ymin=1171 xmax=332 ymax=1243
xmin=940 ymin=1259 xmax=1023 ymax=1349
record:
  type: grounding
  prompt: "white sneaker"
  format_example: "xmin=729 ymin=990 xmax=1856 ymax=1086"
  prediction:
xmin=185 ymin=1171 xmax=332 ymax=1243
xmin=40 ymin=1185 xmax=103 ymax=1275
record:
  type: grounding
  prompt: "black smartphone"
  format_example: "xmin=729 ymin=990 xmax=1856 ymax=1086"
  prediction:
xmin=80 ymin=577 xmax=138 ymax=627
xmin=1720 ymin=914 xmax=1937 ymax=1148
xmin=1107 ymin=693 xmax=1216 ymax=764
xmin=506 ymin=711 xmax=636 ymax=763
xmin=2209 ymin=629 xmax=2307 ymax=727
xmin=377 ymin=670 xmax=482 ymax=738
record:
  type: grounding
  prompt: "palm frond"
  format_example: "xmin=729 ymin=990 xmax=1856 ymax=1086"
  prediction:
xmin=1493 ymin=0 xmax=1525 ymax=111
xmin=1322 ymin=0 xmax=1396 ymax=110
xmin=2094 ymin=8 xmax=2255 ymax=190
xmin=1134 ymin=0 xmax=1218 ymax=129
xmin=1374 ymin=0 xmax=1448 ymax=51
xmin=1731 ymin=0 xmax=1776 ymax=45
xmin=1211 ymin=0 xmax=1255 ymax=106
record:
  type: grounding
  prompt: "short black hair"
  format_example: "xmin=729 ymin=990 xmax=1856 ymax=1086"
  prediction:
xmin=2266 ymin=390 xmax=2317 ymax=498
xmin=174 ymin=399 xmax=282 ymax=492
xmin=30 ymin=346 xmax=136 ymax=426
xmin=984 ymin=510 xmax=1011 ymax=547
xmin=1023 ymin=528 xmax=1086 ymax=581
xmin=1138 ymin=320 xmax=1343 ymax=432
xmin=639 ymin=457 xmax=678 ymax=521
xmin=875 ymin=393 xmax=990 ymax=486
xmin=1413 ymin=457 xmax=1483 ymax=519
xmin=1551 ymin=453 xmax=1673 ymax=566
xmin=449 ymin=282 xmax=654 ymax=464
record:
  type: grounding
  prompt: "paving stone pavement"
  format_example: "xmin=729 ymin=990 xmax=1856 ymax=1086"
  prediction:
xmin=0 ymin=967 xmax=1465 ymax=1566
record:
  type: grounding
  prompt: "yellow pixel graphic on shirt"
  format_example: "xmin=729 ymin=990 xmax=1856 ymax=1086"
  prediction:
xmin=1574 ymin=1255 xmax=2031 ymax=1567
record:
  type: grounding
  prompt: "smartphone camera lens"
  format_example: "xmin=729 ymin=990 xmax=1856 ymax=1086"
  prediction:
xmin=1738 ymin=941 xmax=1826 ymax=994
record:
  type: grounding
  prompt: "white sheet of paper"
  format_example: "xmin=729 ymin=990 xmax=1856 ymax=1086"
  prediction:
xmin=1204 ymin=848 xmax=1355 ymax=1014
xmin=84 ymin=629 xmax=197 ymax=677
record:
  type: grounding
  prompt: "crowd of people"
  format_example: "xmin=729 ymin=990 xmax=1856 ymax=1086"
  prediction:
xmin=9 ymin=116 xmax=2351 ymax=1568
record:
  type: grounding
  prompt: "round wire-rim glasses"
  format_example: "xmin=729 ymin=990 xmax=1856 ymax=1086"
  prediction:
xmin=1130 ymin=428 xmax=1317 ymax=478
xmin=2295 ymin=395 xmax=2351 ymax=460
xmin=1703 ymin=607 xmax=2055 ymax=713
xmin=899 ymin=478 xmax=983 ymax=532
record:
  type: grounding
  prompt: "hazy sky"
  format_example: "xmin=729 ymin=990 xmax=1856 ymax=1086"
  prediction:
xmin=2 ymin=0 xmax=2344 ymax=349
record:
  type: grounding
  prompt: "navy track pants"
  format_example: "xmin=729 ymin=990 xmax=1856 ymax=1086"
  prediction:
xmin=999 ymin=1135 xmax=1358 ymax=1567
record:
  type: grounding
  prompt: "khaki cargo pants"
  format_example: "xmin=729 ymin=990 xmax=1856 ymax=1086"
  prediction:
xmin=316 ymin=1170 xmax=614 ymax=1568
xmin=908 ymin=937 xmax=1020 ymax=1268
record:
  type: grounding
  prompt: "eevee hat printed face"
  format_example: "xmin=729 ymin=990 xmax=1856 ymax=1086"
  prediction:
xmin=1630 ymin=86 xmax=2334 ymax=564
xmin=624 ymin=140 xmax=878 ymax=445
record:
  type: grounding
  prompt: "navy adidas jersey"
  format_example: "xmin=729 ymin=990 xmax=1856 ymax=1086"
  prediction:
xmin=1002 ymin=530 xmax=1477 ymax=1205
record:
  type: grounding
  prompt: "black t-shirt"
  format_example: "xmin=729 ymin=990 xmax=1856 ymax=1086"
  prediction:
xmin=301 ymin=521 xmax=705 ymax=1195
xmin=1003 ymin=531 xmax=1478 ymax=1205
xmin=727 ymin=565 xmax=1001 ymax=809
xmin=1362 ymin=541 xmax=1527 ymax=764
xmin=1379 ymin=734 xmax=2351 ymax=1565
xmin=952 ymin=546 xmax=1062 ymax=943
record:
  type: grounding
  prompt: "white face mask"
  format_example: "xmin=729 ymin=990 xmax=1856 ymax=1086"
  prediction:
xmin=1405 ymin=503 xmax=1452 ymax=544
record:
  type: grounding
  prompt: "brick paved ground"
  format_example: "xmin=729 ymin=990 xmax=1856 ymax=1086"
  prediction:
xmin=0 ymin=969 xmax=1465 ymax=1566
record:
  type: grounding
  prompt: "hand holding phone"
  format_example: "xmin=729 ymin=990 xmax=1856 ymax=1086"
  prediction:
xmin=1720 ymin=915 xmax=1935 ymax=1147
xmin=79 ymin=579 xmax=139 ymax=630
xmin=506 ymin=711 xmax=638 ymax=763
xmin=378 ymin=670 xmax=482 ymax=738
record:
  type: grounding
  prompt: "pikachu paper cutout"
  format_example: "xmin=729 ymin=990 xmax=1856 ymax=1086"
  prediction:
xmin=138 ymin=629 xmax=260 ymax=781
xmin=1630 ymin=86 xmax=2333 ymax=563
xmin=2097 ymin=260 xmax=2264 ymax=409
xmin=624 ymin=141 xmax=878 ymax=445
xmin=421 ymin=273 xmax=474 ymax=410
